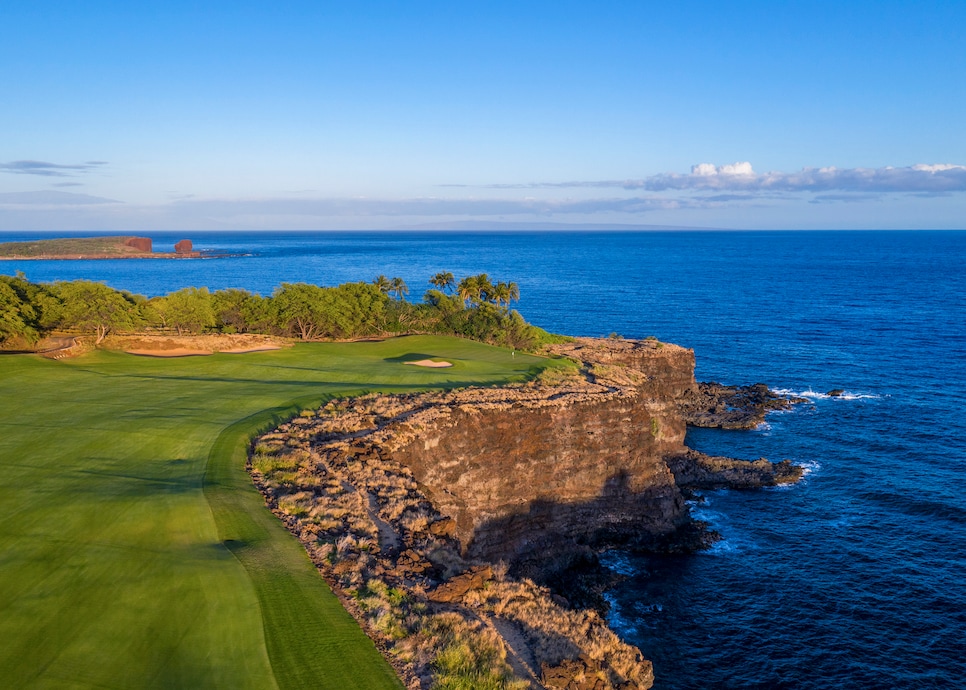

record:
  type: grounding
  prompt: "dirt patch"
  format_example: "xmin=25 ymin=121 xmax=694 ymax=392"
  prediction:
xmin=126 ymin=348 xmax=212 ymax=357
xmin=103 ymin=333 xmax=289 ymax=356
xmin=403 ymin=359 xmax=453 ymax=368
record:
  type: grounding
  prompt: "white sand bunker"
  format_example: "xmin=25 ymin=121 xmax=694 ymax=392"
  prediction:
xmin=403 ymin=359 xmax=453 ymax=368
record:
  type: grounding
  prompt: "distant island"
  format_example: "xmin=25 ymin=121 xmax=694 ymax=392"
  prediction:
xmin=0 ymin=235 xmax=200 ymax=260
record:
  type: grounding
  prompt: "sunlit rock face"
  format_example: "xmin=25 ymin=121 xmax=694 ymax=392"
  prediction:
xmin=391 ymin=340 xmax=701 ymax=568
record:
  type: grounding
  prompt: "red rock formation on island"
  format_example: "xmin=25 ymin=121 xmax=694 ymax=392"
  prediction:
xmin=124 ymin=237 xmax=152 ymax=252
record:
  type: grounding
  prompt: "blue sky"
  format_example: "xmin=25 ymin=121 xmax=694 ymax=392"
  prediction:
xmin=1 ymin=1 xmax=964 ymax=230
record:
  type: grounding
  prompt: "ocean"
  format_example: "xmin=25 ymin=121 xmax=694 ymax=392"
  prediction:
xmin=3 ymin=229 xmax=965 ymax=688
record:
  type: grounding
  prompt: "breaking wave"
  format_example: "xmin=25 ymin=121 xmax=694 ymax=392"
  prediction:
xmin=773 ymin=387 xmax=882 ymax=401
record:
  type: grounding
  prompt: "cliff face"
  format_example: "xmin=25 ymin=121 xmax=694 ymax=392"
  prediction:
xmin=354 ymin=338 xmax=794 ymax=570
xmin=251 ymin=337 xmax=802 ymax=689
xmin=392 ymin=345 xmax=696 ymax=566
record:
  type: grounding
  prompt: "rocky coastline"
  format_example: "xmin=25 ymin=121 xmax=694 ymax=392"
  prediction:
xmin=249 ymin=337 xmax=804 ymax=689
xmin=0 ymin=235 xmax=202 ymax=259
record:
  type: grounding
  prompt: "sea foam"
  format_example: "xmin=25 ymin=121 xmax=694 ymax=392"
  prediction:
xmin=773 ymin=387 xmax=881 ymax=401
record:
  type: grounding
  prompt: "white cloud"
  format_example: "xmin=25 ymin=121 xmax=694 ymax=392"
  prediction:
xmin=485 ymin=162 xmax=966 ymax=194
xmin=911 ymin=164 xmax=965 ymax=173
xmin=691 ymin=161 xmax=755 ymax=176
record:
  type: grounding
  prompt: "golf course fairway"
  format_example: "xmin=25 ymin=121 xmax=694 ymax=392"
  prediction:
xmin=0 ymin=336 xmax=558 ymax=688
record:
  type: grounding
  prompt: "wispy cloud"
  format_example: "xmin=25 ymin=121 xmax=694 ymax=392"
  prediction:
xmin=809 ymin=193 xmax=883 ymax=204
xmin=0 ymin=160 xmax=108 ymax=177
xmin=168 ymin=194 xmax=697 ymax=218
xmin=471 ymin=162 xmax=966 ymax=195
xmin=0 ymin=190 xmax=120 ymax=205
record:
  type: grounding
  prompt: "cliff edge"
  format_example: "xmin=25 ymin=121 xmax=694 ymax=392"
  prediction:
xmin=250 ymin=337 xmax=803 ymax=689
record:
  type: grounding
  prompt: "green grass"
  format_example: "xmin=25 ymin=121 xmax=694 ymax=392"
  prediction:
xmin=0 ymin=336 xmax=567 ymax=688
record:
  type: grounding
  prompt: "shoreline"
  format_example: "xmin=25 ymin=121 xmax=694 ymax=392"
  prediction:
xmin=0 ymin=252 xmax=202 ymax=260
xmin=250 ymin=337 xmax=804 ymax=689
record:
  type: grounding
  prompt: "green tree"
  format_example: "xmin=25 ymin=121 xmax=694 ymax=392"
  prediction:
xmin=51 ymin=280 xmax=141 ymax=343
xmin=0 ymin=280 xmax=38 ymax=345
xmin=491 ymin=281 xmax=520 ymax=308
xmin=241 ymin=294 xmax=274 ymax=333
xmin=212 ymin=288 xmax=262 ymax=333
xmin=320 ymin=282 xmax=389 ymax=337
xmin=389 ymin=277 xmax=408 ymax=301
xmin=457 ymin=275 xmax=481 ymax=306
xmin=476 ymin=273 xmax=494 ymax=304
xmin=372 ymin=275 xmax=392 ymax=295
xmin=429 ymin=271 xmax=455 ymax=293
xmin=457 ymin=274 xmax=496 ymax=306
xmin=1 ymin=272 xmax=60 ymax=341
xmin=163 ymin=287 xmax=216 ymax=335
xmin=271 ymin=283 xmax=328 ymax=340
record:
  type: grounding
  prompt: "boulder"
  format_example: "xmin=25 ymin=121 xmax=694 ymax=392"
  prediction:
xmin=427 ymin=565 xmax=493 ymax=603
xmin=428 ymin=517 xmax=457 ymax=538
xmin=174 ymin=239 xmax=193 ymax=254
xmin=541 ymin=657 xmax=607 ymax=690
xmin=392 ymin=549 xmax=431 ymax=576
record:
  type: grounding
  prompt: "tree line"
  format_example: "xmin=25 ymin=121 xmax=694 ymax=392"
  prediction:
xmin=0 ymin=271 xmax=556 ymax=350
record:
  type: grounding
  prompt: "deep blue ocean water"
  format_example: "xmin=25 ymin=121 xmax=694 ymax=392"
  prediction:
xmin=3 ymin=230 xmax=965 ymax=688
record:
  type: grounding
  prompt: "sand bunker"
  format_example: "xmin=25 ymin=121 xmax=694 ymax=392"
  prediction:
xmin=403 ymin=359 xmax=453 ymax=368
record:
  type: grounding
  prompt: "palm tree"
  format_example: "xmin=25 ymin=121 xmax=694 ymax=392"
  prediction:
xmin=372 ymin=275 xmax=392 ymax=295
xmin=457 ymin=275 xmax=481 ymax=306
xmin=429 ymin=271 xmax=455 ymax=293
xmin=390 ymin=277 xmax=408 ymax=301
xmin=475 ymin=273 xmax=494 ymax=304
xmin=491 ymin=282 xmax=510 ymax=308
xmin=505 ymin=281 xmax=520 ymax=306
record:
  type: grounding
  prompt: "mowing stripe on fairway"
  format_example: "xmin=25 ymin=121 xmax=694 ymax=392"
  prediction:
xmin=204 ymin=398 xmax=403 ymax=690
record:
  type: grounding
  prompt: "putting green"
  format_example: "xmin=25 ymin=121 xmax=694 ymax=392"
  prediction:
xmin=0 ymin=336 xmax=561 ymax=689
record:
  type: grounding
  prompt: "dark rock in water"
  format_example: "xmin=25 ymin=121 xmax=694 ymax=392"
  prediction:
xmin=668 ymin=448 xmax=803 ymax=489
xmin=679 ymin=382 xmax=806 ymax=429
xmin=174 ymin=239 xmax=193 ymax=254
xmin=827 ymin=389 xmax=845 ymax=397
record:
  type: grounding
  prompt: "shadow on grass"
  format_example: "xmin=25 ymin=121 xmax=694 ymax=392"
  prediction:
xmin=72 ymin=467 xmax=202 ymax=495
xmin=116 ymin=374 xmax=502 ymax=390
xmin=382 ymin=352 xmax=464 ymax=364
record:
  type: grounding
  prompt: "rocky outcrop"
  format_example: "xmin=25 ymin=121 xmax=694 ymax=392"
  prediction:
xmin=384 ymin=339 xmax=799 ymax=571
xmin=392 ymin=389 xmax=691 ymax=567
xmin=124 ymin=236 xmax=152 ymax=252
xmin=427 ymin=565 xmax=494 ymax=603
xmin=174 ymin=239 xmax=193 ymax=254
xmin=679 ymin=381 xmax=806 ymax=429
xmin=250 ymin=336 xmax=804 ymax=689
xmin=542 ymin=656 xmax=617 ymax=690
xmin=669 ymin=448 xmax=802 ymax=489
